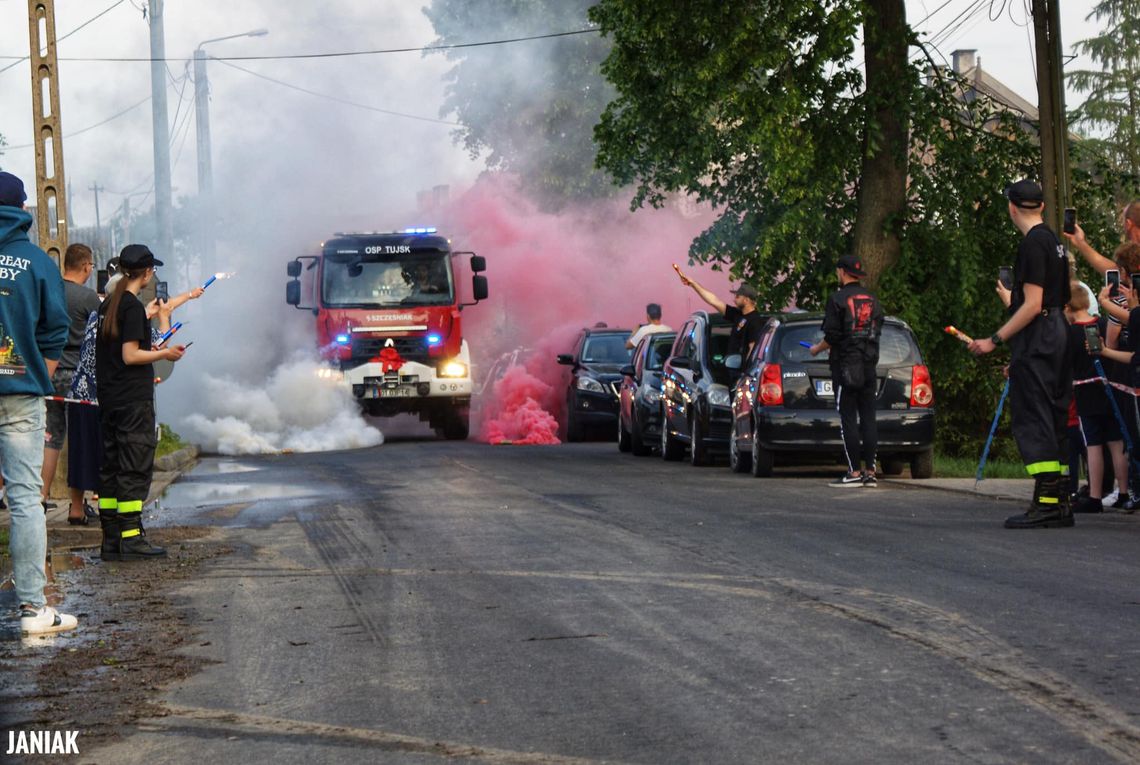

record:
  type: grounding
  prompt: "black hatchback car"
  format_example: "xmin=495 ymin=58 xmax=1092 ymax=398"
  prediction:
xmin=728 ymin=313 xmax=935 ymax=477
xmin=557 ymin=325 xmax=633 ymax=442
xmin=618 ymin=331 xmax=676 ymax=456
xmin=660 ymin=312 xmax=738 ymax=465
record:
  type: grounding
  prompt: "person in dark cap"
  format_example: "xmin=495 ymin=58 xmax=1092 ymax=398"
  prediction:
xmin=0 ymin=172 xmax=77 ymax=634
xmin=95 ymin=243 xmax=188 ymax=560
xmin=969 ymin=179 xmax=1074 ymax=528
xmin=674 ymin=268 xmax=765 ymax=360
xmin=809 ymin=254 xmax=885 ymax=487
xmin=626 ymin=302 xmax=672 ymax=350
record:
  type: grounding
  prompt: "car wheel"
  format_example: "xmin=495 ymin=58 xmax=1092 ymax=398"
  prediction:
xmin=661 ymin=406 xmax=684 ymax=461
xmin=882 ymin=459 xmax=906 ymax=476
xmin=689 ymin=411 xmax=709 ymax=466
xmin=618 ymin=414 xmax=632 ymax=453
xmin=910 ymin=448 xmax=934 ymax=479
xmin=750 ymin=419 xmax=774 ymax=477
xmin=631 ymin=415 xmax=652 ymax=457
xmin=564 ymin=394 xmax=583 ymax=443
xmin=729 ymin=427 xmax=751 ymax=473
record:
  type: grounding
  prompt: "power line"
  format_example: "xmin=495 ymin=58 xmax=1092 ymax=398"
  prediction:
xmin=2 ymin=95 xmax=151 ymax=150
xmin=210 ymin=56 xmax=461 ymax=126
xmin=0 ymin=0 xmax=128 ymax=75
xmin=0 ymin=28 xmax=601 ymax=64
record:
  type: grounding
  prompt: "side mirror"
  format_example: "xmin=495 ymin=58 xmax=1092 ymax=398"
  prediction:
xmin=472 ymin=274 xmax=489 ymax=301
xmin=470 ymin=255 xmax=487 ymax=273
xmin=620 ymin=364 xmax=636 ymax=378
xmin=724 ymin=354 xmax=742 ymax=371
xmin=669 ymin=356 xmax=691 ymax=370
xmin=287 ymin=260 xmax=302 ymax=278
xmin=557 ymin=354 xmax=575 ymax=366
xmin=286 ymin=280 xmax=301 ymax=306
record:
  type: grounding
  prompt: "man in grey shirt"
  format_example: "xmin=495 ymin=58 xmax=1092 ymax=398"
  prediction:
xmin=42 ymin=243 xmax=100 ymax=522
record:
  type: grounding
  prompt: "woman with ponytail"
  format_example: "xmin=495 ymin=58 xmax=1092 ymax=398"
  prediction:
xmin=95 ymin=244 xmax=186 ymax=560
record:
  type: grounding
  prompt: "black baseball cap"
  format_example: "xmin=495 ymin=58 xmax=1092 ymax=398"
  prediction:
xmin=118 ymin=243 xmax=163 ymax=269
xmin=0 ymin=172 xmax=27 ymax=208
xmin=837 ymin=254 xmax=867 ymax=277
xmin=732 ymin=284 xmax=758 ymax=300
xmin=1004 ymin=179 xmax=1044 ymax=209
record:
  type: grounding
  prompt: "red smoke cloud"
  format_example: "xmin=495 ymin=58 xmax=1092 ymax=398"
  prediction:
xmin=443 ymin=175 xmax=733 ymax=444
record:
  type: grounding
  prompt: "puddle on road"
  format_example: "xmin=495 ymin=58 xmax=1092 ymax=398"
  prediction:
xmin=1 ymin=545 xmax=96 ymax=646
xmin=188 ymin=460 xmax=261 ymax=476
xmin=158 ymin=482 xmax=311 ymax=509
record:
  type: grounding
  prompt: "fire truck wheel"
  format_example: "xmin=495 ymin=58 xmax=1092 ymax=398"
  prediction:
xmin=441 ymin=412 xmax=469 ymax=441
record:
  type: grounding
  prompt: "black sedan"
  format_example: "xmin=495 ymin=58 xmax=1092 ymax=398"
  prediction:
xmin=618 ymin=331 xmax=676 ymax=456
xmin=729 ymin=314 xmax=935 ymax=477
xmin=660 ymin=311 xmax=737 ymax=466
xmin=557 ymin=325 xmax=633 ymax=442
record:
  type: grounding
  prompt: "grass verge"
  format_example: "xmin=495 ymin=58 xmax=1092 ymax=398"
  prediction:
xmin=935 ymin=454 xmax=1027 ymax=479
xmin=156 ymin=423 xmax=189 ymax=459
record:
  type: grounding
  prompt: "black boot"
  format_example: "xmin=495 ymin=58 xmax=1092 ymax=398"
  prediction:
xmin=105 ymin=513 xmax=166 ymax=561
xmin=1005 ymin=476 xmax=1075 ymax=529
xmin=99 ymin=507 xmax=119 ymax=561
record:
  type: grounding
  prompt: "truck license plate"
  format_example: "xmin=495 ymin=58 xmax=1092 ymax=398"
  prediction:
xmin=376 ymin=387 xmax=413 ymax=398
xmin=815 ymin=379 xmax=834 ymax=397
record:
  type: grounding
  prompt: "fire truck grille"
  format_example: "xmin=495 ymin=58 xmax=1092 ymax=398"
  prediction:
xmin=351 ymin=337 xmax=430 ymax=364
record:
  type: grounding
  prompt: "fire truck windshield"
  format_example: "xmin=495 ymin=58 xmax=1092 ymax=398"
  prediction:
xmin=322 ymin=254 xmax=455 ymax=307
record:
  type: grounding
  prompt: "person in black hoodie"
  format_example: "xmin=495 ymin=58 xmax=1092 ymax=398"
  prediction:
xmin=809 ymin=254 xmax=885 ymax=487
xmin=95 ymin=244 xmax=187 ymax=561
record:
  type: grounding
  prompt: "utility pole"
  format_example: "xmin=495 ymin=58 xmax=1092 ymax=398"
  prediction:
xmin=26 ymin=0 xmax=69 ymax=270
xmin=148 ymin=0 xmax=174 ymax=261
xmin=194 ymin=48 xmax=215 ymax=277
xmin=1031 ymin=0 xmax=1069 ymax=235
xmin=89 ymin=182 xmax=104 ymax=260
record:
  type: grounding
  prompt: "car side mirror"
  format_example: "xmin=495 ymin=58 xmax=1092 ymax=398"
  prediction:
xmin=724 ymin=354 xmax=743 ymax=371
xmin=287 ymin=260 xmax=302 ymax=278
xmin=620 ymin=364 xmax=636 ymax=378
xmin=669 ymin=356 xmax=691 ymax=370
xmin=557 ymin=354 xmax=576 ymax=366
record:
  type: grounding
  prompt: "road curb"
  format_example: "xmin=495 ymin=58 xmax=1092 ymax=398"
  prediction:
xmin=881 ymin=478 xmax=1027 ymax=503
xmin=155 ymin=444 xmax=200 ymax=474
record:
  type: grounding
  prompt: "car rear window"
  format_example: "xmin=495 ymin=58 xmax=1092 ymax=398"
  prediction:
xmin=645 ymin=335 xmax=675 ymax=371
xmin=776 ymin=323 xmax=919 ymax=366
xmin=583 ymin=335 xmax=633 ymax=364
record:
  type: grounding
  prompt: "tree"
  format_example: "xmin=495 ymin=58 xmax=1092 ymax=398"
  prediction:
xmin=422 ymin=0 xmax=616 ymax=208
xmin=1068 ymin=0 xmax=1140 ymax=187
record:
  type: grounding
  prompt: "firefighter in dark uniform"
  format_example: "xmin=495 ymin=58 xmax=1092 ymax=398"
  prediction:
xmin=969 ymin=179 xmax=1074 ymax=528
xmin=809 ymin=255 xmax=885 ymax=487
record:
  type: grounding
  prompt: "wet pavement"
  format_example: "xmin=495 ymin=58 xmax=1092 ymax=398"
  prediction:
xmin=8 ymin=441 xmax=1140 ymax=764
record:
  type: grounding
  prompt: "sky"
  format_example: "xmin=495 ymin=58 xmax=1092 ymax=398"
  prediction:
xmin=0 ymin=0 xmax=1103 ymax=237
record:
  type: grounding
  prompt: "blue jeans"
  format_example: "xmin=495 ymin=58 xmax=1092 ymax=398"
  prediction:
xmin=1 ymin=395 xmax=47 ymax=608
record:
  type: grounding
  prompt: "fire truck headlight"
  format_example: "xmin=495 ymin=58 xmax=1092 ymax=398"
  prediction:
xmin=440 ymin=361 xmax=468 ymax=378
xmin=315 ymin=367 xmax=345 ymax=382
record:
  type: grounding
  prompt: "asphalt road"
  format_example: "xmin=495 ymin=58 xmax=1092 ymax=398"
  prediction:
xmin=86 ymin=439 xmax=1140 ymax=764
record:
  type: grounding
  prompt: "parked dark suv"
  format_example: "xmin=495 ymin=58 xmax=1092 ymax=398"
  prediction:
xmin=557 ymin=325 xmax=633 ymax=442
xmin=660 ymin=312 xmax=739 ymax=465
xmin=728 ymin=313 xmax=935 ymax=477
xmin=618 ymin=331 xmax=676 ymax=456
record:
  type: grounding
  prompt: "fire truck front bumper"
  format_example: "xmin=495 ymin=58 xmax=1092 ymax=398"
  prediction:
xmin=343 ymin=360 xmax=473 ymax=401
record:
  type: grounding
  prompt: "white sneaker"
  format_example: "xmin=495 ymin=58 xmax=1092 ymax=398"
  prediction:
xmin=1104 ymin=489 xmax=1119 ymax=507
xmin=19 ymin=605 xmax=78 ymax=635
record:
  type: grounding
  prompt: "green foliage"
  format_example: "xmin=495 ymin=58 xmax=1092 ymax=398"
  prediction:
xmin=156 ymin=422 xmax=188 ymax=458
xmin=1068 ymin=0 xmax=1140 ymax=188
xmin=422 ymin=0 xmax=616 ymax=208
xmin=590 ymin=0 xmax=1130 ymax=458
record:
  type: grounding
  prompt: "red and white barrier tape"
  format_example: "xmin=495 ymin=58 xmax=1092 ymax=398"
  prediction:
xmin=1072 ymin=377 xmax=1137 ymax=396
xmin=44 ymin=395 xmax=98 ymax=406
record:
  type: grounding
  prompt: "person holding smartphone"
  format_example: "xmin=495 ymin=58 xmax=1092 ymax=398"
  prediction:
xmin=969 ymin=179 xmax=1074 ymax=529
xmin=95 ymin=244 xmax=187 ymax=560
xmin=1066 ymin=284 xmax=1127 ymax=513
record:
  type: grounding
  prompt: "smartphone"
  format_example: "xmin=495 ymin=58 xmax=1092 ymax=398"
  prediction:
xmin=998 ymin=265 xmax=1013 ymax=291
xmin=1107 ymin=269 xmax=1120 ymax=297
xmin=1063 ymin=207 xmax=1077 ymax=235
xmin=1084 ymin=325 xmax=1102 ymax=354
xmin=1131 ymin=274 xmax=1140 ymax=295
xmin=96 ymin=269 xmax=109 ymax=294
xmin=155 ymin=280 xmax=169 ymax=302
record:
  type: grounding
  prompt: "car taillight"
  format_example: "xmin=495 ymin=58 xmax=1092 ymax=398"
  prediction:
xmin=760 ymin=363 xmax=783 ymax=406
xmin=910 ymin=365 xmax=933 ymax=407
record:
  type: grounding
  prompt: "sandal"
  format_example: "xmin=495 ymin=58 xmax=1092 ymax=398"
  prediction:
xmin=67 ymin=514 xmax=90 ymax=526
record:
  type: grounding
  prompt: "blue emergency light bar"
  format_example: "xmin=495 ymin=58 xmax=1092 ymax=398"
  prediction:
xmin=427 ymin=333 xmax=443 ymax=346
xmin=403 ymin=227 xmax=438 ymax=234
xmin=336 ymin=334 xmax=351 ymax=345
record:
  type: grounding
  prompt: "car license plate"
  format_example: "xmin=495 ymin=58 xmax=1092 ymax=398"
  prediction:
xmin=815 ymin=379 xmax=834 ymax=397
xmin=377 ymin=387 xmax=413 ymax=398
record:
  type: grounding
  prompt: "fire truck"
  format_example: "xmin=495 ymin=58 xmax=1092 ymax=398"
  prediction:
xmin=286 ymin=228 xmax=488 ymax=440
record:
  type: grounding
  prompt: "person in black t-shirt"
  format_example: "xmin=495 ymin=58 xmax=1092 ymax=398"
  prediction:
xmin=95 ymin=244 xmax=187 ymax=561
xmin=970 ymin=179 xmax=1074 ymax=529
xmin=674 ymin=269 xmax=765 ymax=360
xmin=809 ymin=254 xmax=885 ymax=487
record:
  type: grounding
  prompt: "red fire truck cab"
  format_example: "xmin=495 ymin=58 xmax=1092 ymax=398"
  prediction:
xmin=287 ymin=229 xmax=488 ymax=440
